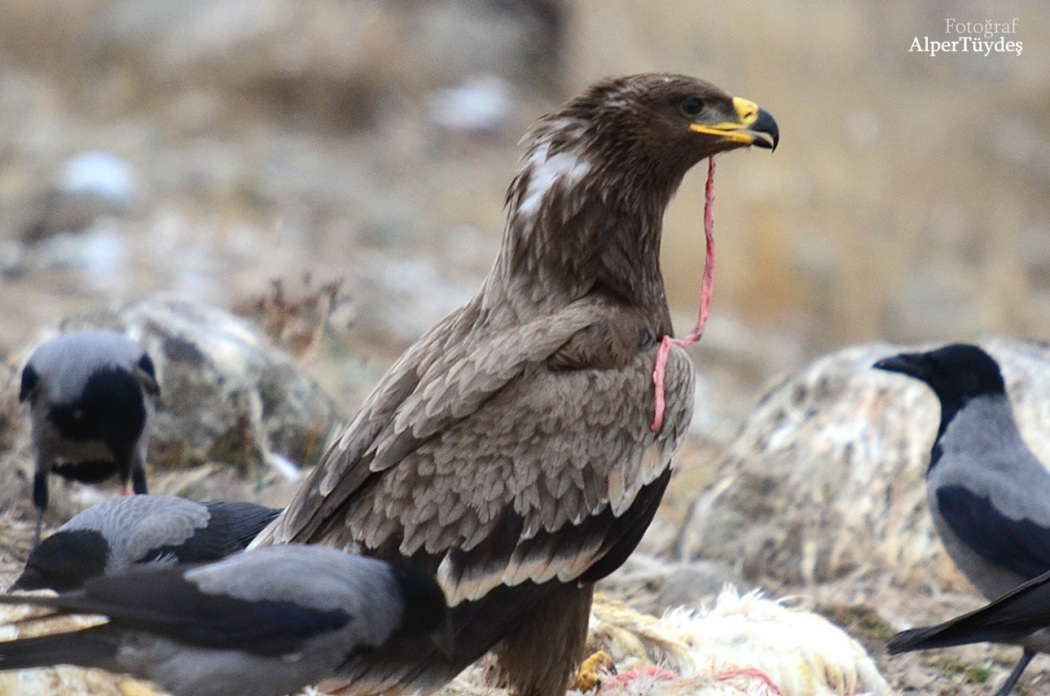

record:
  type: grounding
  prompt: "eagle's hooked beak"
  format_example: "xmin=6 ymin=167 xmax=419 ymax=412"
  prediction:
xmin=690 ymin=97 xmax=779 ymax=151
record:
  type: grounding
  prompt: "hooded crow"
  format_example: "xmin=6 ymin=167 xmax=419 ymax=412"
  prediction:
xmin=253 ymin=73 xmax=778 ymax=695
xmin=13 ymin=494 xmax=281 ymax=592
xmin=20 ymin=330 xmax=160 ymax=542
xmin=875 ymin=343 xmax=1050 ymax=695
xmin=0 ymin=545 xmax=452 ymax=696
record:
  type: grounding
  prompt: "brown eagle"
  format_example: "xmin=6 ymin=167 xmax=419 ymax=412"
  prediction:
xmin=255 ymin=73 xmax=778 ymax=695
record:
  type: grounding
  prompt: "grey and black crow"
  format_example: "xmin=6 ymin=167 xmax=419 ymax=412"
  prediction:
xmin=13 ymin=494 xmax=281 ymax=592
xmin=0 ymin=545 xmax=452 ymax=696
xmin=20 ymin=330 xmax=160 ymax=542
xmin=876 ymin=343 xmax=1050 ymax=695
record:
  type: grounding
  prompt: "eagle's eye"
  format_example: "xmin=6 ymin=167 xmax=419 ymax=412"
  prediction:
xmin=679 ymin=97 xmax=704 ymax=117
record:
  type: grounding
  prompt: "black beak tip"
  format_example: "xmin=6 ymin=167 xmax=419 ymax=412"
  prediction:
xmin=752 ymin=108 xmax=779 ymax=151
xmin=873 ymin=357 xmax=899 ymax=373
xmin=873 ymin=353 xmax=920 ymax=376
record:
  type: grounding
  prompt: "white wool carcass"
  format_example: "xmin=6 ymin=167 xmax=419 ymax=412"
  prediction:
xmin=575 ymin=590 xmax=891 ymax=696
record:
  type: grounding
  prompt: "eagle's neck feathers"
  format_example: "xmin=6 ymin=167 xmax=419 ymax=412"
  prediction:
xmin=479 ymin=116 xmax=678 ymax=327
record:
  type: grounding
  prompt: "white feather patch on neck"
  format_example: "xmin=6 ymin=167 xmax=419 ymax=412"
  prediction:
xmin=516 ymin=144 xmax=592 ymax=220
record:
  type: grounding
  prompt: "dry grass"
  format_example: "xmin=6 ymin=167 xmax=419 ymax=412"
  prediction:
xmin=234 ymin=273 xmax=354 ymax=360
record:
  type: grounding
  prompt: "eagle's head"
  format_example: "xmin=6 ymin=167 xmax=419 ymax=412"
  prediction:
xmin=511 ymin=74 xmax=778 ymax=217
xmin=490 ymin=73 xmax=778 ymax=316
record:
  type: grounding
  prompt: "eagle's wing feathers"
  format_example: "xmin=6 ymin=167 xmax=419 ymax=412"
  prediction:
xmin=370 ymin=301 xmax=602 ymax=471
xmin=268 ymin=298 xmax=603 ymax=545
xmin=354 ymin=342 xmax=694 ymax=606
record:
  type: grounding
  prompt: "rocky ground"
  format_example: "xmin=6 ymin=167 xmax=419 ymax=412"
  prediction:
xmin=1 ymin=1 xmax=1050 ymax=694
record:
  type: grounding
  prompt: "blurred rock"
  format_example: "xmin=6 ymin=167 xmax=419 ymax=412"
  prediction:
xmin=676 ymin=336 xmax=1050 ymax=590
xmin=57 ymin=151 xmax=136 ymax=205
xmin=428 ymin=74 xmax=514 ymax=135
xmin=19 ymin=151 xmax=136 ymax=243
xmin=14 ymin=229 xmax=127 ymax=288
xmin=25 ymin=293 xmax=342 ymax=479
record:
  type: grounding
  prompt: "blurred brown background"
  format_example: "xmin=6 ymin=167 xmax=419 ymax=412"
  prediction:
xmin=0 ymin=0 xmax=1047 ymax=405
xmin=0 ymin=3 xmax=1048 ymax=691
